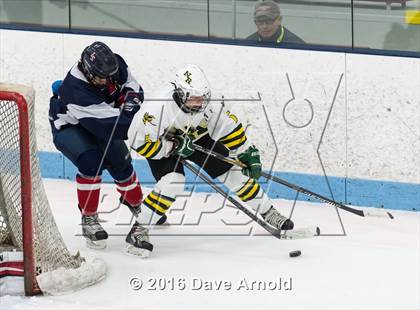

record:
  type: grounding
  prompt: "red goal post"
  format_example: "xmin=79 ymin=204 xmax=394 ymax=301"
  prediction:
xmin=0 ymin=86 xmax=35 ymax=295
xmin=0 ymin=83 xmax=106 ymax=295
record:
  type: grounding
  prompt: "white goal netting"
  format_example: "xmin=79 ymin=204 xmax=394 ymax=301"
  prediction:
xmin=0 ymin=83 xmax=106 ymax=295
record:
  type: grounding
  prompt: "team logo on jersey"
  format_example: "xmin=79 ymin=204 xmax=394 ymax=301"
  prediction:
xmin=142 ymin=112 xmax=156 ymax=126
xmin=184 ymin=71 xmax=192 ymax=84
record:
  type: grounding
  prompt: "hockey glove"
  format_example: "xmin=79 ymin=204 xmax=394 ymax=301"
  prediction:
xmin=117 ymin=87 xmax=144 ymax=111
xmin=171 ymin=135 xmax=195 ymax=158
xmin=121 ymin=91 xmax=142 ymax=113
xmin=237 ymin=145 xmax=262 ymax=180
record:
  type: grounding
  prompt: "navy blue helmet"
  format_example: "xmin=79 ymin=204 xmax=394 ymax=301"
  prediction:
xmin=80 ymin=41 xmax=119 ymax=82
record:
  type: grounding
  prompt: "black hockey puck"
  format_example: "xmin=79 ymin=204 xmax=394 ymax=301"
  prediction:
xmin=289 ymin=250 xmax=301 ymax=257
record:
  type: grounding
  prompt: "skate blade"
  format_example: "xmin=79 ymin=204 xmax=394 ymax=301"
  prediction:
xmin=123 ymin=244 xmax=151 ymax=258
xmin=86 ymin=238 xmax=107 ymax=250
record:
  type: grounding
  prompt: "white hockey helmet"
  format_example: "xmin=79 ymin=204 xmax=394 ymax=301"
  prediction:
xmin=172 ymin=64 xmax=211 ymax=113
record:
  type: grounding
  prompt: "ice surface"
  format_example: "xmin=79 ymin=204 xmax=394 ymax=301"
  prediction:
xmin=1 ymin=179 xmax=418 ymax=310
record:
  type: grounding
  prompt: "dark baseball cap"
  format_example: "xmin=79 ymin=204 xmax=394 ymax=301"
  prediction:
xmin=254 ymin=1 xmax=281 ymax=20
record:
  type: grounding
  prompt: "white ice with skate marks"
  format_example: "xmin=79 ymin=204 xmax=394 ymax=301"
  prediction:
xmin=1 ymin=178 xmax=419 ymax=310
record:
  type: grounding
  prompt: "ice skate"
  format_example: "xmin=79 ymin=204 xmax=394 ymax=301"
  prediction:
xmin=81 ymin=213 xmax=108 ymax=249
xmin=262 ymin=207 xmax=294 ymax=230
xmin=124 ymin=222 xmax=153 ymax=258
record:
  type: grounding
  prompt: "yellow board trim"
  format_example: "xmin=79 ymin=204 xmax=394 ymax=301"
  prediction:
xmin=149 ymin=192 xmax=172 ymax=208
xmin=405 ymin=10 xmax=420 ymax=25
xmin=220 ymin=126 xmax=244 ymax=142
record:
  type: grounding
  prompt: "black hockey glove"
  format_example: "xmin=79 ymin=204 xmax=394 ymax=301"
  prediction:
xmin=237 ymin=145 xmax=262 ymax=180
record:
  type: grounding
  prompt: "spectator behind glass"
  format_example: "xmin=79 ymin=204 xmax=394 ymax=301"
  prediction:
xmin=247 ymin=1 xmax=305 ymax=45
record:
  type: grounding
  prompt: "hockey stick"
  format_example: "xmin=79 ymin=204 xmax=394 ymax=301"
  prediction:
xmin=191 ymin=143 xmax=394 ymax=220
xmin=181 ymin=159 xmax=319 ymax=240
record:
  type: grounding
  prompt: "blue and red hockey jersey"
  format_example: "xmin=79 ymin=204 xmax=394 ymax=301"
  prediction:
xmin=49 ymin=54 xmax=143 ymax=141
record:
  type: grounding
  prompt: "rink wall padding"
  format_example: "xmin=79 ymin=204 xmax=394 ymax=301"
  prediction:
xmin=1 ymin=29 xmax=418 ymax=212
xmin=38 ymin=151 xmax=419 ymax=211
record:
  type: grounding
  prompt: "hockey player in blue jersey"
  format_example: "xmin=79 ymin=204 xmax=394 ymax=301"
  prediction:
xmin=49 ymin=41 xmax=152 ymax=249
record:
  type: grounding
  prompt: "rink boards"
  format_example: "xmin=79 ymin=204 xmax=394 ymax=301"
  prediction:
xmin=0 ymin=29 xmax=418 ymax=211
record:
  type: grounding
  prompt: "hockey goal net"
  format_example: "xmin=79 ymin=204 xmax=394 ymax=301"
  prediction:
xmin=0 ymin=83 xmax=106 ymax=295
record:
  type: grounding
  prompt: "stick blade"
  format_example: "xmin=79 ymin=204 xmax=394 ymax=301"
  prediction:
xmin=279 ymin=226 xmax=320 ymax=240
xmin=363 ymin=209 xmax=394 ymax=219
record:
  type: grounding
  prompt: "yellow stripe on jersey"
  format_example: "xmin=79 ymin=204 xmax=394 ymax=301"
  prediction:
xmin=219 ymin=124 xmax=247 ymax=151
xmin=143 ymin=197 xmax=166 ymax=215
xmin=220 ymin=124 xmax=244 ymax=142
xmin=241 ymin=183 xmax=260 ymax=202
xmin=149 ymin=191 xmax=174 ymax=208
xmin=136 ymin=139 xmax=162 ymax=158
xmin=143 ymin=191 xmax=175 ymax=216
xmin=236 ymin=178 xmax=260 ymax=202
xmin=224 ymin=135 xmax=247 ymax=150
xmin=236 ymin=178 xmax=254 ymax=197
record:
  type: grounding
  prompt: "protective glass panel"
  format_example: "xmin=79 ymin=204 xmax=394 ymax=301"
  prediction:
xmin=209 ymin=0 xmax=352 ymax=47
xmin=69 ymin=0 xmax=208 ymax=37
xmin=353 ymin=0 xmax=420 ymax=52
xmin=0 ymin=0 xmax=69 ymax=28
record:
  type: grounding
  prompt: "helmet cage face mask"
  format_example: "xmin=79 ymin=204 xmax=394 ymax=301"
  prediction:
xmin=174 ymin=87 xmax=211 ymax=114
xmin=173 ymin=65 xmax=211 ymax=114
